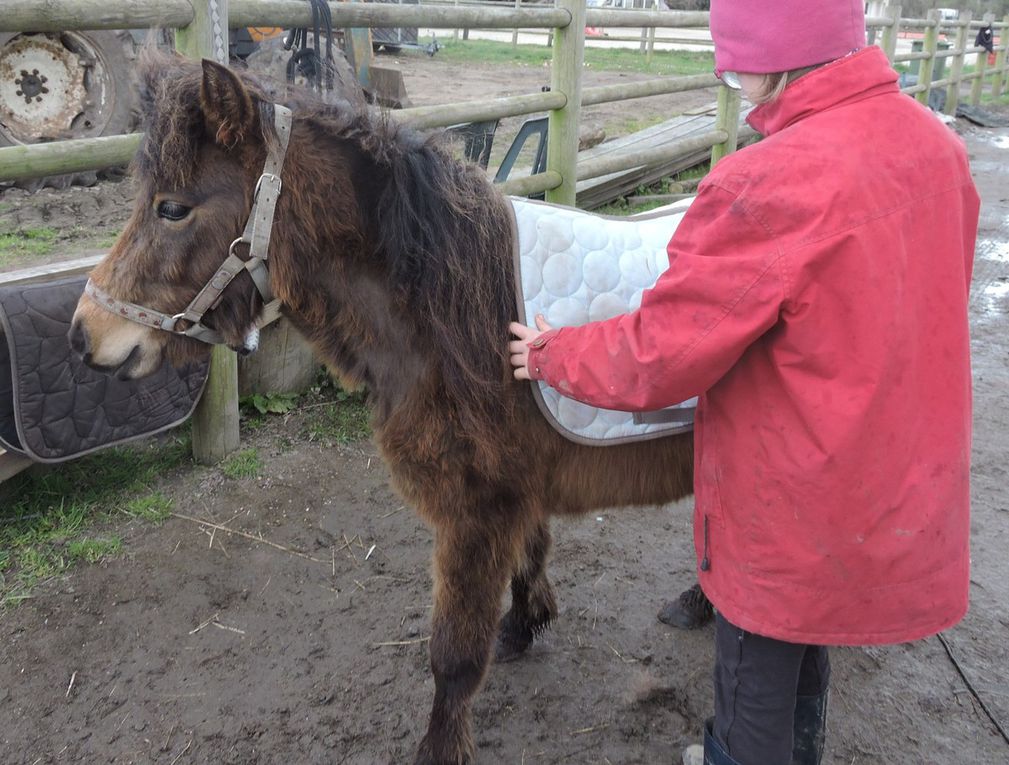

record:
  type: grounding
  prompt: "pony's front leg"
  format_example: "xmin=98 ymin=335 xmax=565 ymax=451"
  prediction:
xmin=414 ymin=512 xmax=523 ymax=765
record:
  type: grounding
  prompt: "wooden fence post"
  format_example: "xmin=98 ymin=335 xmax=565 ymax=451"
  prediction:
xmin=176 ymin=0 xmax=241 ymax=465
xmin=639 ymin=2 xmax=649 ymax=55
xmin=710 ymin=84 xmax=741 ymax=167
xmin=971 ymin=13 xmax=995 ymax=106
xmin=946 ymin=11 xmax=971 ymax=115
xmin=545 ymin=0 xmax=585 ymax=206
xmin=991 ymin=14 xmax=1009 ymax=101
xmin=646 ymin=0 xmax=657 ymax=64
xmin=881 ymin=4 xmax=902 ymax=64
xmin=916 ymin=9 xmax=939 ymax=107
xmin=512 ymin=0 xmax=520 ymax=48
xmin=175 ymin=0 xmax=228 ymax=65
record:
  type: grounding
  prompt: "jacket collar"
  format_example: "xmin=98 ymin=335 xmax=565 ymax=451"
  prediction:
xmin=746 ymin=46 xmax=900 ymax=136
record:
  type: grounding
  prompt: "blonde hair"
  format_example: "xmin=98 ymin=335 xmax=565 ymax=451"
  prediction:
xmin=749 ymin=72 xmax=790 ymax=104
xmin=748 ymin=64 xmax=823 ymax=105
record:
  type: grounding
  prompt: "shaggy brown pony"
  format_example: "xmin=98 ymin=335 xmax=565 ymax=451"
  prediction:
xmin=70 ymin=54 xmax=695 ymax=765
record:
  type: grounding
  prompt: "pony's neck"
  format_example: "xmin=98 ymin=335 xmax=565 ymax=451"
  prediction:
xmin=270 ymin=112 xmax=515 ymax=435
xmin=271 ymin=140 xmax=430 ymax=421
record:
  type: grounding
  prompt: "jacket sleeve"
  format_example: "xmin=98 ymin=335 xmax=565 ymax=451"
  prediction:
xmin=527 ymin=182 xmax=788 ymax=411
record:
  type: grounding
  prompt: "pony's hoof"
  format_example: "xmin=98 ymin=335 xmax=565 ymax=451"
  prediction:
xmin=413 ymin=738 xmax=471 ymax=765
xmin=494 ymin=630 xmax=532 ymax=663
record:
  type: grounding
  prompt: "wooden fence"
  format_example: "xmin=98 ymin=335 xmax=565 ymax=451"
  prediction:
xmin=1 ymin=0 xmax=1007 ymax=478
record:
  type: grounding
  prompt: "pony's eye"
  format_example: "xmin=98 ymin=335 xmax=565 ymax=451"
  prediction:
xmin=156 ymin=201 xmax=192 ymax=221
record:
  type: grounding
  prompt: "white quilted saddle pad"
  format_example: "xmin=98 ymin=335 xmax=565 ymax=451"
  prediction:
xmin=509 ymin=196 xmax=697 ymax=446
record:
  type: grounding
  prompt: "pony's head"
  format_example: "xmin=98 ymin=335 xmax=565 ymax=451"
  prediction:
xmin=70 ymin=53 xmax=277 ymax=378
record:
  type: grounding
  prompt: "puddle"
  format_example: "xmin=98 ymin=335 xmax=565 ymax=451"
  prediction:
xmin=979 ymin=238 xmax=1009 ymax=263
xmin=992 ymin=134 xmax=1009 ymax=150
xmin=977 ymin=278 xmax=1009 ymax=320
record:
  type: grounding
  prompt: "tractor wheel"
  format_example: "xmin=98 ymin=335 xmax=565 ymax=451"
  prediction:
xmin=0 ymin=30 xmax=140 ymax=191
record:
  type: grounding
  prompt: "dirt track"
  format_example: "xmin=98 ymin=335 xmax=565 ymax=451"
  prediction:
xmin=2 ymin=54 xmax=1009 ymax=765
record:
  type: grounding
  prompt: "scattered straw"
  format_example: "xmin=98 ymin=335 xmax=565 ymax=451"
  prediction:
xmin=189 ymin=613 xmax=219 ymax=635
xmin=212 ymin=621 xmax=246 ymax=636
xmin=570 ymin=723 xmax=609 ymax=736
xmin=65 ymin=671 xmax=76 ymax=698
xmin=171 ymin=512 xmax=326 ymax=564
xmin=169 ymin=740 xmax=192 ymax=765
xmin=374 ymin=637 xmax=431 ymax=647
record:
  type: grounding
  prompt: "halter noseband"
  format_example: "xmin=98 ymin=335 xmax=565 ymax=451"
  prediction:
xmin=84 ymin=104 xmax=294 ymax=346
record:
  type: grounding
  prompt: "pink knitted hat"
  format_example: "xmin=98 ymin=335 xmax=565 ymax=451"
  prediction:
xmin=710 ymin=0 xmax=866 ymax=75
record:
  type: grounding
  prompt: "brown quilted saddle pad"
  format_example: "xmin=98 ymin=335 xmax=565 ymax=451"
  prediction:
xmin=0 ymin=276 xmax=209 ymax=463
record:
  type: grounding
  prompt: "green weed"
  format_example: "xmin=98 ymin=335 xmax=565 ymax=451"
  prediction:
xmin=221 ymin=448 xmax=262 ymax=479
xmin=304 ymin=389 xmax=371 ymax=445
xmin=240 ymin=392 xmax=300 ymax=415
xmin=67 ymin=537 xmax=121 ymax=563
xmin=124 ymin=492 xmax=173 ymax=522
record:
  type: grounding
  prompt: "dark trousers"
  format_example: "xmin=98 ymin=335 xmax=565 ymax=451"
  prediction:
xmin=712 ymin=613 xmax=831 ymax=765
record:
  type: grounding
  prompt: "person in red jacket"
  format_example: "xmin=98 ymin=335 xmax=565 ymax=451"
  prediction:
xmin=509 ymin=2 xmax=979 ymax=764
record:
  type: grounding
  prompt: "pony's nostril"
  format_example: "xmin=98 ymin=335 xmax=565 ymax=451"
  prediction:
xmin=68 ymin=319 xmax=90 ymax=356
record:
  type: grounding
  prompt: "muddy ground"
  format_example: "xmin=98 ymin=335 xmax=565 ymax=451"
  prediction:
xmin=2 ymin=52 xmax=1009 ymax=764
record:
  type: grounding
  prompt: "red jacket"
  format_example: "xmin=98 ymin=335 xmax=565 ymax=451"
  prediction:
xmin=529 ymin=47 xmax=979 ymax=645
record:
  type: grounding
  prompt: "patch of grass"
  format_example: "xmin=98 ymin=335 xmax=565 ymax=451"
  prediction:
xmin=67 ymin=537 xmax=121 ymax=564
xmin=0 ymin=226 xmax=59 ymax=267
xmin=0 ymin=430 xmax=192 ymax=607
xmin=221 ymin=448 xmax=262 ymax=479
xmin=124 ymin=492 xmax=173 ymax=522
xmin=426 ymin=38 xmax=714 ymax=77
xmin=304 ymin=389 xmax=371 ymax=445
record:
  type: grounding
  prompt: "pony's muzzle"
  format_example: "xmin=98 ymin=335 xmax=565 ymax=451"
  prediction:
xmin=231 ymin=326 xmax=260 ymax=356
xmin=70 ymin=296 xmax=165 ymax=379
xmin=68 ymin=317 xmax=90 ymax=357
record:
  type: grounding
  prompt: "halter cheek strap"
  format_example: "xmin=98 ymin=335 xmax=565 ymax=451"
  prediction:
xmin=84 ymin=103 xmax=293 ymax=346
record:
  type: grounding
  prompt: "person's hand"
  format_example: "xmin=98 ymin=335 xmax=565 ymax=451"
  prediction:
xmin=508 ymin=315 xmax=553 ymax=380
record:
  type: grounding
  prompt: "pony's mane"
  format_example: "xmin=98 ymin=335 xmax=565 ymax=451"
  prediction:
xmin=137 ymin=53 xmax=517 ymax=436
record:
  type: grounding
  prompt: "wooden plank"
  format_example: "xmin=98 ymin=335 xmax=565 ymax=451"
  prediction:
xmin=574 ymin=112 xmax=756 ymax=209
xmin=683 ymin=101 xmax=719 ymax=116
xmin=0 ymin=254 xmax=103 ymax=286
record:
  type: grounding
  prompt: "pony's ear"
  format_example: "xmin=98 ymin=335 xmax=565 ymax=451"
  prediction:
xmin=200 ymin=59 xmax=258 ymax=148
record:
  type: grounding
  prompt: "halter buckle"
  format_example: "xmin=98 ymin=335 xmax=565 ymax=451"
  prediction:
xmin=255 ymin=173 xmax=282 ymax=199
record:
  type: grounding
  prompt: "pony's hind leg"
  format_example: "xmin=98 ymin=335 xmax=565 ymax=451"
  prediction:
xmin=414 ymin=505 xmax=526 ymax=765
xmin=495 ymin=519 xmax=557 ymax=663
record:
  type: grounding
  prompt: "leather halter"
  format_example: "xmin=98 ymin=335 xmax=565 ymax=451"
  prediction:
xmin=84 ymin=104 xmax=294 ymax=346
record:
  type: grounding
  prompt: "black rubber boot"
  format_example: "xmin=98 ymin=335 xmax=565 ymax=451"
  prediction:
xmin=791 ymin=690 xmax=828 ymax=765
xmin=658 ymin=583 xmax=714 ymax=630
xmin=703 ymin=718 xmax=743 ymax=765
